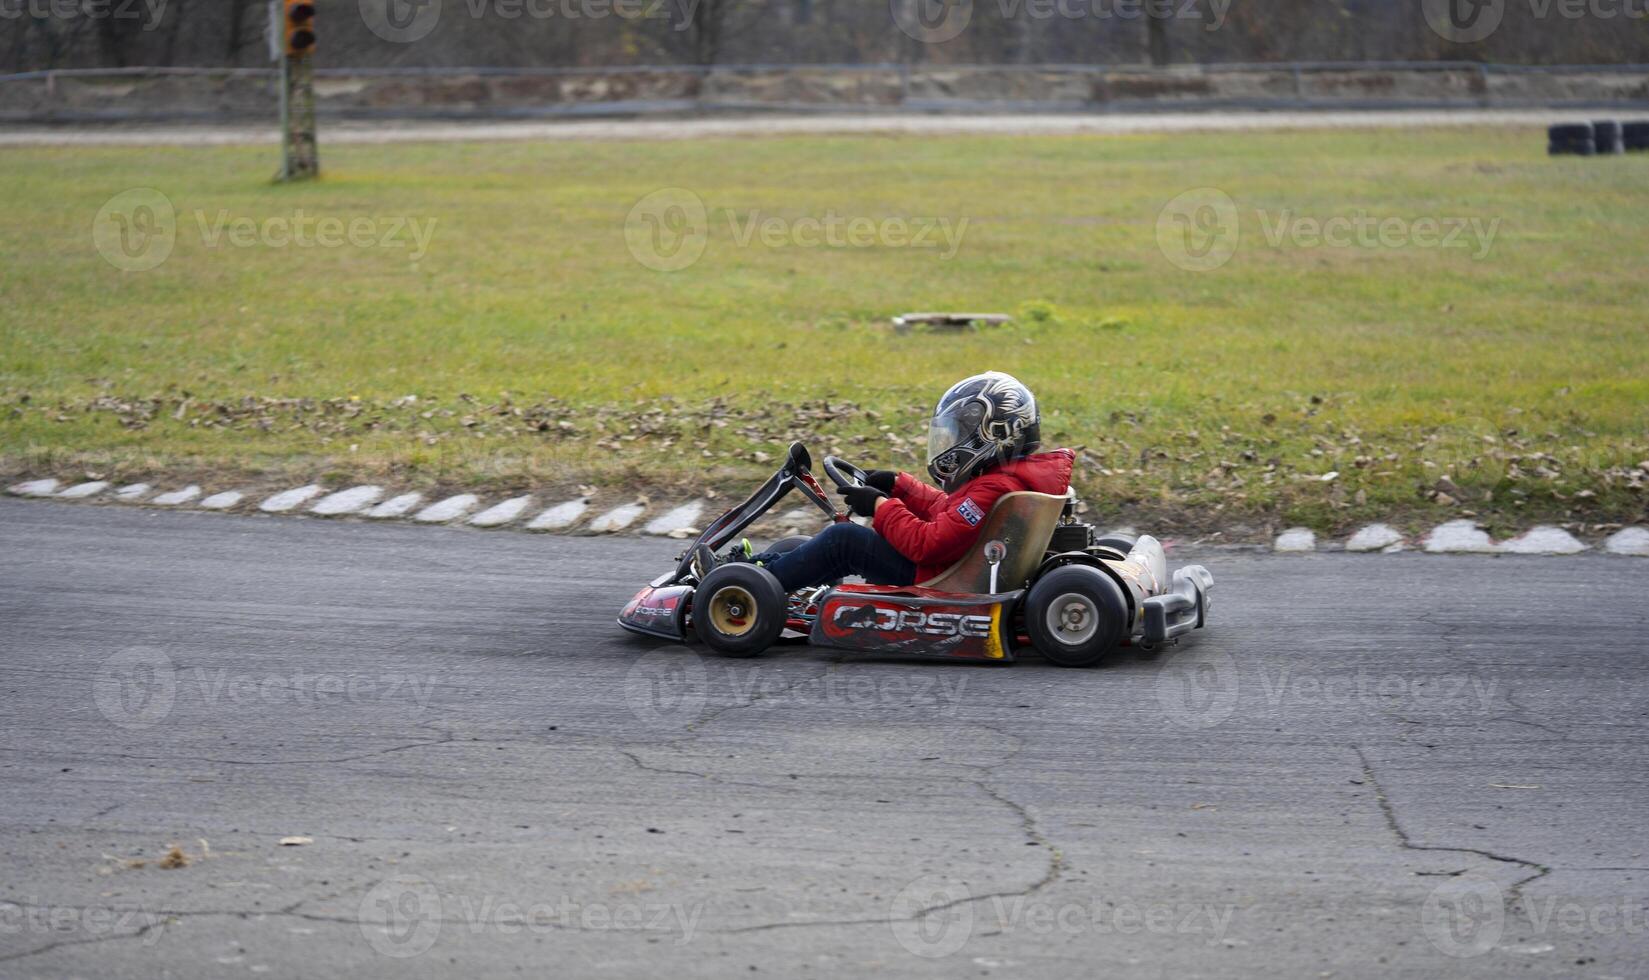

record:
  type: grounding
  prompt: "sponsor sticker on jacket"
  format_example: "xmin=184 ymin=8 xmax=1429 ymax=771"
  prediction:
xmin=957 ymin=497 xmax=985 ymax=526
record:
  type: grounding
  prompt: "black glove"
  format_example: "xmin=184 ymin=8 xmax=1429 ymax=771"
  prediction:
xmin=864 ymin=470 xmax=898 ymax=494
xmin=838 ymin=484 xmax=887 ymax=518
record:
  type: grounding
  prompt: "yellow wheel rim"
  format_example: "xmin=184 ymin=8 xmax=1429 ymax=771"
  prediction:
xmin=707 ymin=585 xmax=757 ymax=637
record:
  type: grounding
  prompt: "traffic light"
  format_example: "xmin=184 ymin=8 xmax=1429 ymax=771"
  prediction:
xmin=284 ymin=0 xmax=316 ymax=59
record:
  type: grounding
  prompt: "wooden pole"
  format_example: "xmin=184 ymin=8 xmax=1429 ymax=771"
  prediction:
xmin=280 ymin=54 xmax=319 ymax=181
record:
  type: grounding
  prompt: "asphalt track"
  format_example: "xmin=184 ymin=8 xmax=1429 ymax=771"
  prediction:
xmin=1 ymin=498 xmax=1646 ymax=978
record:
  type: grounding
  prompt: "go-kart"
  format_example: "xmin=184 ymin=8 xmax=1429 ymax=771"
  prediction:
xmin=618 ymin=443 xmax=1212 ymax=667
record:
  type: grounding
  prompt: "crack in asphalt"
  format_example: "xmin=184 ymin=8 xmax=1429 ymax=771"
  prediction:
xmin=714 ymin=721 xmax=1062 ymax=934
xmin=0 ymin=733 xmax=458 ymax=769
xmin=611 ymin=661 xmax=1064 ymax=937
xmin=0 ymin=874 xmax=589 ymax=965
xmin=680 ymin=657 xmax=847 ymax=737
xmin=1352 ymin=744 xmax=1551 ymax=908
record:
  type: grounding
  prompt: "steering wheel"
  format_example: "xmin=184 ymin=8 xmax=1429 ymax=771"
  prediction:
xmin=822 ymin=456 xmax=868 ymax=491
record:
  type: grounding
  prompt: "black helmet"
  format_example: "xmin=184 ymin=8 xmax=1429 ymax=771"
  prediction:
xmin=926 ymin=372 xmax=1041 ymax=492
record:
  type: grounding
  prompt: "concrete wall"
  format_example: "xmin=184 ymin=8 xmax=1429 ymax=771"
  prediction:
xmin=3 ymin=64 xmax=1647 ymax=123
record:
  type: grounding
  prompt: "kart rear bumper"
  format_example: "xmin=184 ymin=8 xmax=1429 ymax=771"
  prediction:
xmin=1140 ymin=565 xmax=1212 ymax=647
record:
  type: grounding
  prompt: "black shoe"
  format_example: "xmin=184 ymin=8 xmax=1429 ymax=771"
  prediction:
xmin=689 ymin=543 xmax=720 ymax=581
xmin=690 ymin=539 xmax=755 ymax=581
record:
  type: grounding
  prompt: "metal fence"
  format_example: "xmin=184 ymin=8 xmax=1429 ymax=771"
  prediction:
xmin=3 ymin=61 xmax=1647 ymax=122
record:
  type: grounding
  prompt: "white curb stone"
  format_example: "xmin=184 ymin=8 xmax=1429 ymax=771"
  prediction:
xmin=365 ymin=492 xmax=423 ymax=519
xmin=414 ymin=494 xmax=479 ymax=523
xmin=198 ymin=491 xmax=244 ymax=510
xmin=1346 ymin=523 xmax=1404 ymax=553
xmin=260 ymin=485 xmax=324 ymax=513
xmin=1273 ymin=527 xmax=1316 ymax=552
xmin=527 ymin=498 xmax=588 ymax=531
xmin=589 ymin=502 xmax=644 ymax=533
xmin=1424 ymin=519 xmax=1497 ymax=554
xmin=470 ymin=495 xmax=534 ymax=528
xmin=1499 ymin=525 xmax=1588 ymax=555
xmin=151 ymin=485 xmax=201 ymax=506
xmin=57 ymin=481 xmax=110 ymax=499
xmin=311 ymin=485 xmax=384 ymax=516
xmin=1603 ymin=526 xmax=1649 ymax=556
xmin=113 ymin=483 xmax=151 ymax=501
xmin=644 ymin=500 xmax=705 ymax=536
xmin=7 ymin=479 xmax=59 ymax=497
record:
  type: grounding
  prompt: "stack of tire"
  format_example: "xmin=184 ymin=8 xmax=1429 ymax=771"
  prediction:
xmin=1548 ymin=120 xmax=1649 ymax=155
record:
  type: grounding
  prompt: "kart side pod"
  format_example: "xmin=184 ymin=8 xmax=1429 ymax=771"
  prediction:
xmin=809 ymin=586 xmax=1020 ymax=662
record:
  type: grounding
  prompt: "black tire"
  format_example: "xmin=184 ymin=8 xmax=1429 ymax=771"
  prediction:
xmin=694 ymin=563 xmax=786 ymax=658
xmin=1549 ymin=123 xmax=1596 ymax=157
xmin=1592 ymin=120 xmax=1622 ymax=154
xmin=1092 ymin=532 xmax=1137 ymax=553
xmin=1622 ymin=121 xmax=1649 ymax=151
xmin=762 ymin=533 xmax=841 ymax=587
xmin=1025 ymin=565 xmax=1129 ymax=668
xmin=766 ymin=534 xmax=811 ymax=555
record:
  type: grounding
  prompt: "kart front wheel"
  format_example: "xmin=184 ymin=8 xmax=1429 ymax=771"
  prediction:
xmin=1025 ymin=565 xmax=1128 ymax=668
xmin=694 ymin=563 xmax=786 ymax=658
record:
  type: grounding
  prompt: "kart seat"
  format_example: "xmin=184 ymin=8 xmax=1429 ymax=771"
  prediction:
xmin=918 ymin=491 xmax=1068 ymax=594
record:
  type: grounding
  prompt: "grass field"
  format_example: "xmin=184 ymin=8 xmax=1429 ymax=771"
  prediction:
xmin=2 ymin=127 xmax=1646 ymax=535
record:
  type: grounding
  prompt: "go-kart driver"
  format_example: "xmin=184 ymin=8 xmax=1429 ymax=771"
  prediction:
xmin=694 ymin=372 xmax=1074 ymax=592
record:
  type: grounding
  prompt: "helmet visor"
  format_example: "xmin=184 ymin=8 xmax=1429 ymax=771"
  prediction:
xmin=926 ymin=398 xmax=987 ymax=465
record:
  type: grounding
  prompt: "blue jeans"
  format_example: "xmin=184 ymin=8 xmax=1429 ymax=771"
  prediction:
xmin=753 ymin=522 xmax=917 ymax=593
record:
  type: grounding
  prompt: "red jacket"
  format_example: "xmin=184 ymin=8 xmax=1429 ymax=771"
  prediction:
xmin=873 ymin=448 xmax=1075 ymax=583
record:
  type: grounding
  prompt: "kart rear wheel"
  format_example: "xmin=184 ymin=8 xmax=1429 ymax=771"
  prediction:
xmin=1092 ymin=532 xmax=1137 ymax=553
xmin=1025 ymin=565 xmax=1128 ymax=668
xmin=767 ymin=534 xmax=811 ymax=554
xmin=694 ymin=563 xmax=786 ymax=658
